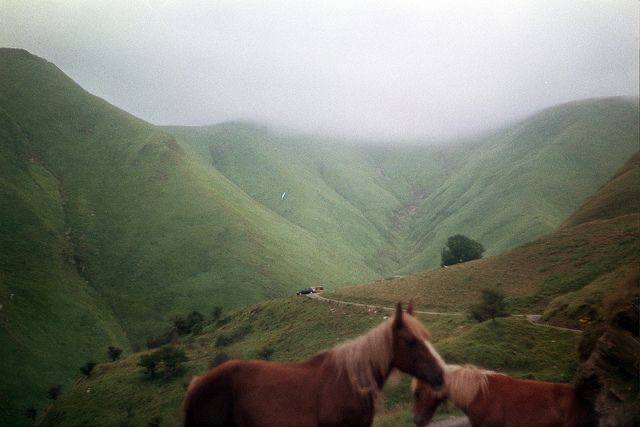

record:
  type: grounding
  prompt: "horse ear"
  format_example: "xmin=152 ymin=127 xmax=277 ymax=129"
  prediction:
xmin=393 ymin=302 xmax=403 ymax=328
xmin=407 ymin=300 xmax=415 ymax=316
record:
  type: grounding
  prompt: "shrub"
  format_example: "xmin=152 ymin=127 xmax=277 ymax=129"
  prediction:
xmin=441 ymin=234 xmax=485 ymax=266
xmin=47 ymin=384 xmax=61 ymax=400
xmin=210 ymin=352 xmax=230 ymax=368
xmin=25 ymin=406 xmax=37 ymax=421
xmin=215 ymin=325 xmax=252 ymax=347
xmin=470 ymin=288 xmax=509 ymax=322
xmin=138 ymin=353 xmax=159 ymax=378
xmin=257 ymin=346 xmax=274 ymax=361
xmin=139 ymin=346 xmax=189 ymax=379
xmin=107 ymin=346 xmax=123 ymax=362
xmin=210 ymin=306 xmax=222 ymax=321
xmin=157 ymin=346 xmax=188 ymax=378
xmin=146 ymin=331 xmax=175 ymax=349
xmin=173 ymin=311 xmax=204 ymax=336
xmin=80 ymin=361 xmax=96 ymax=377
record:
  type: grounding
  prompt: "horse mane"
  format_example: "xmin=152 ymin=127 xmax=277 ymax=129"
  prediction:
xmin=443 ymin=365 xmax=492 ymax=408
xmin=330 ymin=313 xmax=429 ymax=400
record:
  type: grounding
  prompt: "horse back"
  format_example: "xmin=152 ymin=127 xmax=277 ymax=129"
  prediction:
xmin=183 ymin=360 xmax=240 ymax=427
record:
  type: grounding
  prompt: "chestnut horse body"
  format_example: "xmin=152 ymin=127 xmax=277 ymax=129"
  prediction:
xmin=412 ymin=365 xmax=597 ymax=427
xmin=183 ymin=303 xmax=444 ymax=427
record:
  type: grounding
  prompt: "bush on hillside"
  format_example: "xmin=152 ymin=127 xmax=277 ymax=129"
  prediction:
xmin=47 ymin=385 xmax=61 ymax=401
xmin=138 ymin=353 xmax=159 ymax=379
xmin=470 ymin=288 xmax=509 ymax=322
xmin=215 ymin=325 xmax=252 ymax=347
xmin=210 ymin=352 xmax=230 ymax=368
xmin=146 ymin=331 xmax=175 ymax=349
xmin=107 ymin=346 xmax=123 ymax=362
xmin=25 ymin=406 xmax=37 ymax=422
xmin=146 ymin=310 xmax=206 ymax=350
xmin=257 ymin=346 xmax=275 ymax=360
xmin=210 ymin=306 xmax=222 ymax=321
xmin=173 ymin=311 xmax=204 ymax=336
xmin=441 ymin=234 xmax=485 ymax=266
xmin=157 ymin=346 xmax=188 ymax=378
xmin=79 ymin=361 xmax=96 ymax=377
xmin=138 ymin=346 xmax=189 ymax=379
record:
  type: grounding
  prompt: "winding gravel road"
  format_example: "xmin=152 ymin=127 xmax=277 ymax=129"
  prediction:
xmin=306 ymin=293 xmax=582 ymax=333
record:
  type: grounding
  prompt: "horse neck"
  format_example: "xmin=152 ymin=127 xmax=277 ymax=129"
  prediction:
xmin=445 ymin=365 xmax=490 ymax=410
xmin=329 ymin=320 xmax=393 ymax=396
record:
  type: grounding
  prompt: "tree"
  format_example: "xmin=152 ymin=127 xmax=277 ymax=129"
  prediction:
xmin=47 ymin=384 xmax=61 ymax=400
xmin=470 ymin=288 xmax=509 ymax=322
xmin=441 ymin=234 xmax=485 ymax=266
xmin=80 ymin=361 xmax=96 ymax=377
xmin=210 ymin=306 xmax=222 ymax=321
xmin=257 ymin=346 xmax=274 ymax=360
xmin=210 ymin=352 xmax=230 ymax=368
xmin=107 ymin=346 xmax=123 ymax=362
xmin=157 ymin=346 xmax=188 ymax=378
xmin=172 ymin=311 xmax=204 ymax=336
xmin=138 ymin=353 xmax=159 ymax=378
xmin=25 ymin=406 xmax=37 ymax=422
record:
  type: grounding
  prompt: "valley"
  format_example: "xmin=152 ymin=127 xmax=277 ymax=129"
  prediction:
xmin=0 ymin=48 xmax=638 ymax=425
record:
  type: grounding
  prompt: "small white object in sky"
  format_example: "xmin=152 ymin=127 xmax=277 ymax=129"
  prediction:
xmin=281 ymin=192 xmax=286 ymax=200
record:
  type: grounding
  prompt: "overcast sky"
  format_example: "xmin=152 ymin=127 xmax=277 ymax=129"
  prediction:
xmin=2 ymin=1 xmax=638 ymax=139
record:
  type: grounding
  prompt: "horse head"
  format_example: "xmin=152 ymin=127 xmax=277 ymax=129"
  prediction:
xmin=411 ymin=378 xmax=448 ymax=426
xmin=390 ymin=302 xmax=445 ymax=390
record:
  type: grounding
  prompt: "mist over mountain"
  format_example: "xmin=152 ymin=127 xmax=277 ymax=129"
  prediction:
xmin=1 ymin=0 xmax=638 ymax=139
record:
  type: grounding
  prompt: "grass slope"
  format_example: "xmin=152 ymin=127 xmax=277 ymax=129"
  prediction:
xmin=0 ymin=105 xmax=129 ymax=424
xmin=41 ymin=298 xmax=579 ymax=426
xmin=167 ymin=125 xmax=453 ymax=272
xmin=402 ymin=98 xmax=639 ymax=271
xmin=333 ymin=150 xmax=640 ymax=327
xmin=562 ymin=151 xmax=640 ymax=228
xmin=169 ymin=98 xmax=639 ymax=274
xmin=0 ymin=48 xmax=373 ymax=424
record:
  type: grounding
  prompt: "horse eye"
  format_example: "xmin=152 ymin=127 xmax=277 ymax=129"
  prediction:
xmin=414 ymin=389 xmax=421 ymax=398
xmin=406 ymin=338 xmax=418 ymax=348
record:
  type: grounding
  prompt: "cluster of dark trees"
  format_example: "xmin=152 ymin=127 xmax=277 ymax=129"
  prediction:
xmin=138 ymin=346 xmax=188 ymax=379
xmin=147 ymin=308 xmax=222 ymax=349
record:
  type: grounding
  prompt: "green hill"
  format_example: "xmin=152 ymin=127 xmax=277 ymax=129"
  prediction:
xmin=1 ymin=47 xmax=638 ymax=425
xmin=170 ymin=98 xmax=639 ymax=273
xmin=401 ymin=98 xmax=639 ymax=272
xmin=39 ymin=298 xmax=580 ymax=427
xmin=562 ymin=151 xmax=640 ymax=228
xmin=332 ymin=150 xmax=640 ymax=328
xmin=0 ymin=49 xmax=376 ymax=424
xmin=37 ymin=152 xmax=639 ymax=426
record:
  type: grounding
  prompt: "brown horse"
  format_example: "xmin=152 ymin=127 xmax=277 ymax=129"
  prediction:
xmin=412 ymin=364 xmax=598 ymax=427
xmin=183 ymin=302 xmax=445 ymax=427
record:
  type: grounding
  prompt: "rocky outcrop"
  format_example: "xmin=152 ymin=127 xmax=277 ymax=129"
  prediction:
xmin=574 ymin=274 xmax=639 ymax=426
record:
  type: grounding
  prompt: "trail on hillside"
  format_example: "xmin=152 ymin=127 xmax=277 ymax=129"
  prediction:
xmin=307 ymin=294 xmax=582 ymax=333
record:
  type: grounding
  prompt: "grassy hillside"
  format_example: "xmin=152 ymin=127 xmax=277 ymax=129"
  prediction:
xmin=0 ymin=104 xmax=129 ymax=423
xmin=562 ymin=151 xmax=640 ymax=228
xmin=2 ymin=47 xmax=638 ymax=425
xmin=401 ymin=98 xmax=639 ymax=271
xmin=167 ymin=125 xmax=453 ymax=272
xmin=40 ymin=297 xmax=580 ymax=426
xmin=170 ymin=98 xmax=639 ymax=274
xmin=332 ymin=150 xmax=640 ymax=328
xmin=0 ymin=48 xmax=374 ymax=425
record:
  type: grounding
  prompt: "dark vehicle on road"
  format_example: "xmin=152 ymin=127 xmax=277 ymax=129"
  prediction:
xmin=296 ymin=287 xmax=314 ymax=295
